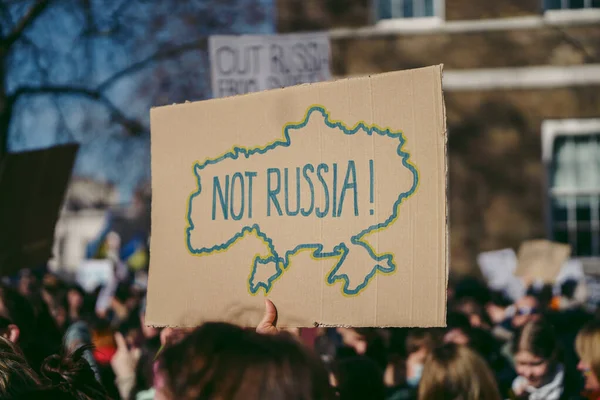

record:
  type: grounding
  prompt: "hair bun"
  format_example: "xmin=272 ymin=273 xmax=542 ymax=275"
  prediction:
xmin=40 ymin=345 xmax=93 ymax=389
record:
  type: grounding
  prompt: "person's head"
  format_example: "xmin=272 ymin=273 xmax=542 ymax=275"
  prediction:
xmin=25 ymin=345 xmax=109 ymax=400
xmin=44 ymin=288 xmax=69 ymax=331
xmin=453 ymin=277 xmax=491 ymax=306
xmin=576 ymin=319 xmax=600 ymax=391
xmin=0 ymin=284 xmax=34 ymax=344
xmin=405 ymin=328 xmax=441 ymax=387
xmin=131 ymin=336 xmax=161 ymax=399
xmin=18 ymin=270 xmax=37 ymax=297
xmin=336 ymin=328 xmax=386 ymax=369
xmin=485 ymin=291 xmax=512 ymax=325
xmin=118 ymin=309 xmax=143 ymax=350
xmin=332 ymin=356 xmax=385 ymax=400
xmin=453 ymin=297 xmax=492 ymax=329
xmin=512 ymin=319 xmax=560 ymax=389
xmin=418 ymin=343 xmax=501 ymax=400
xmin=0 ymin=336 xmax=41 ymax=398
xmin=0 ymin=283 xmax=61 ymax=371
xmin=444 ymin=312 xmax=472 ymax=346
xmin=158 ymin=322 xmax=334 ymax=400
xmin=511 ymin=296 xmax=540 ymax=329
xmin=561 ymin=279 xmax=578 ymax=300
xmin=67 ymin=286 xmax=85 ymax=315
xmin=336 ymin=328 xmax=368 ymax=355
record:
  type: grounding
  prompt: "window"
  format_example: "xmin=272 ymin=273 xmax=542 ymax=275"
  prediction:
xmin=543 ymin=119 xmax=600 ymax=257
xmin=544 ymin=0 xmax=600 ymax=10
xmin=376 ymin=0 xmax=441 ymax=19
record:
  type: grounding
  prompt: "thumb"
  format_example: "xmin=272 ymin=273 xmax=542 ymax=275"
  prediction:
xmin=257 ymin=299 xmax=278 ymax=334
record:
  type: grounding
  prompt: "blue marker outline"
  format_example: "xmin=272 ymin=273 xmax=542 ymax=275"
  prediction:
xmin=185 ymin=105 xmax=419 ymax=297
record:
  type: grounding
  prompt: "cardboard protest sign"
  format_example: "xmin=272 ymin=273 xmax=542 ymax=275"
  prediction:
xmin=515 ymin=240 xmax=572 ymax=283
xmin=209 ymin=33 xmax=330 ymax=98
xmin=147 ymin=65 xmax=447 ymax=327
xmin=0 ymin=144 xmax=78 ymax=276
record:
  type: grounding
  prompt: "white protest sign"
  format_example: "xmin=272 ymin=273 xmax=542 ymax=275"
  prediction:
xmin=76 ymin=259 xmax=114 ymax=293
xmin=209 ymin=33 xmax=331 ymax=98
xmin=477 ymin=249 xmax=525 ymax=301
xmin=553 ymin=258 xmax=585 ymax=297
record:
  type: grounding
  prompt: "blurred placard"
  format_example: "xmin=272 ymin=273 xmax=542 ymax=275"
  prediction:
xmin=209 ymin=33 xmax=331 ymax=98
xmin=76 ymin=259 xmax=114 ymax=293
xmin=515 ymin=240 xmax=571 ymax=283
xmin=477 ymin=248 xmax=524 ymax=301
xmin=0 ymin=144 xmax=78 ymax=276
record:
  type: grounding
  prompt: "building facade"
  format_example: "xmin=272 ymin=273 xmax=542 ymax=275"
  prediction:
xmin=276 ymin=0 xmax=600 ymax=274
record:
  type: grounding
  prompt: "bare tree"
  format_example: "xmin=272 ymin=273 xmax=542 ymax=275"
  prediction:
xmin=0 ymin=0 xmax=273 ymax=167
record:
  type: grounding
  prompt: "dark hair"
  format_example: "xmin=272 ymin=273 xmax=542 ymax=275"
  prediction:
xmin=118 ymin=307 xmax=142 ymax=337
xmin=25 ymin=345 xmax=109 ymax=400
xmin=0 ymin=336 xmax=41 ymax=399
xmin=512 ymin=319 xmax=559 ymax=361
xmin=130 ymin=336 xmax=161 ymax=400
xmin=419 ymin=343 xmax=501 ymax=400
xmin=453 ymin=278 xmax=491 ymax=305
xmin=488 ymin=291 xmax=512 ymax=307
xmin=0 ymin=283 xmax=61 ymax=372
xmin=446 ymin=312 xmax=472 ymax=333
xmin=159 ymin=322 xmax=334 ymax=400
xmin=406 ymin=328 xmax=441 ymax=354
xmin=560 ymin=279 xmax=578 ymax=300
xmin=452 ymin=297 xmax=493 ymax=328
xmin=333 ymin=356 xmax=385 ymax=400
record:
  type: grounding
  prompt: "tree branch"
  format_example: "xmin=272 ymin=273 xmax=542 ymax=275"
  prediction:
xmin=4 ymin=0 xmax=50 ymax=47
xmin=96 ymin=39 xmax=207 ymax=92
xmin=6 ymin=38 xmax=209 ymax=137
xmin=9 ymin=85 xmax=147 ymax=135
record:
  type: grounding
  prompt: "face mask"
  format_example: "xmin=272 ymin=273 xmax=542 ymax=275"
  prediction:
xmin=407 ymin=363 xmax=424 ymax=388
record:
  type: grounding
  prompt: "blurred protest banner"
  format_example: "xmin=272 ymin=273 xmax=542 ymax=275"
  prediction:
xmin=477 ymin=249 xmax=525 ymax=301
xmin=76 ymin=259 xmax=114 ymax=293
xmin=148 ymin=66 xmax=447 ymax=327
xmin=0 ymin=144 xmax=78 ymax=276
xmin=515 ymin=239 xmax=571 ymax=283
xmin=209 ymin=33 xmax=330 ymax=98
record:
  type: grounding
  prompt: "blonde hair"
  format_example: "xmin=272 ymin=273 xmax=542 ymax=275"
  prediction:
xmin=418 ymin=343 xmax=501 ymax=400
xmin=0 ymin=336 xmax=41 ymax=398
xmin=576 ymin=320 xmax=600 ymax=382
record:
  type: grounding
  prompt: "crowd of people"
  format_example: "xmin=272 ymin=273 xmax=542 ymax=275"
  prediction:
xmin=0 ymin=261 xmax=600 ymax=400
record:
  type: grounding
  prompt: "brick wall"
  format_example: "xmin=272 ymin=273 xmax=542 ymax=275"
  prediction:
xmin=276 ymin=0 xmax=545 ymax=32
xmin=446 ymin=0 xmax=541 ymax=20
xmin=275 ymin=0 xmax=369 ymax=32
xmin=274 ymin=0 xmax=600 ymax=274
xmin=447 ymin=86 xmax=600 ymax=274
xmin=331 ymin=25 xmax=600 ymax=75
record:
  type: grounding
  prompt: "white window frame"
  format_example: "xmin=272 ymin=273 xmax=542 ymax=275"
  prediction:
xmin=545 ymin=0 xmax=597 ymax=10
xmin=542 ymin=118 xmax=600 ymax=257
xmin=373 ymin=0 xmax=445 ymax=29
xmin=543 ymin=0 xmax=600 ymax=23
